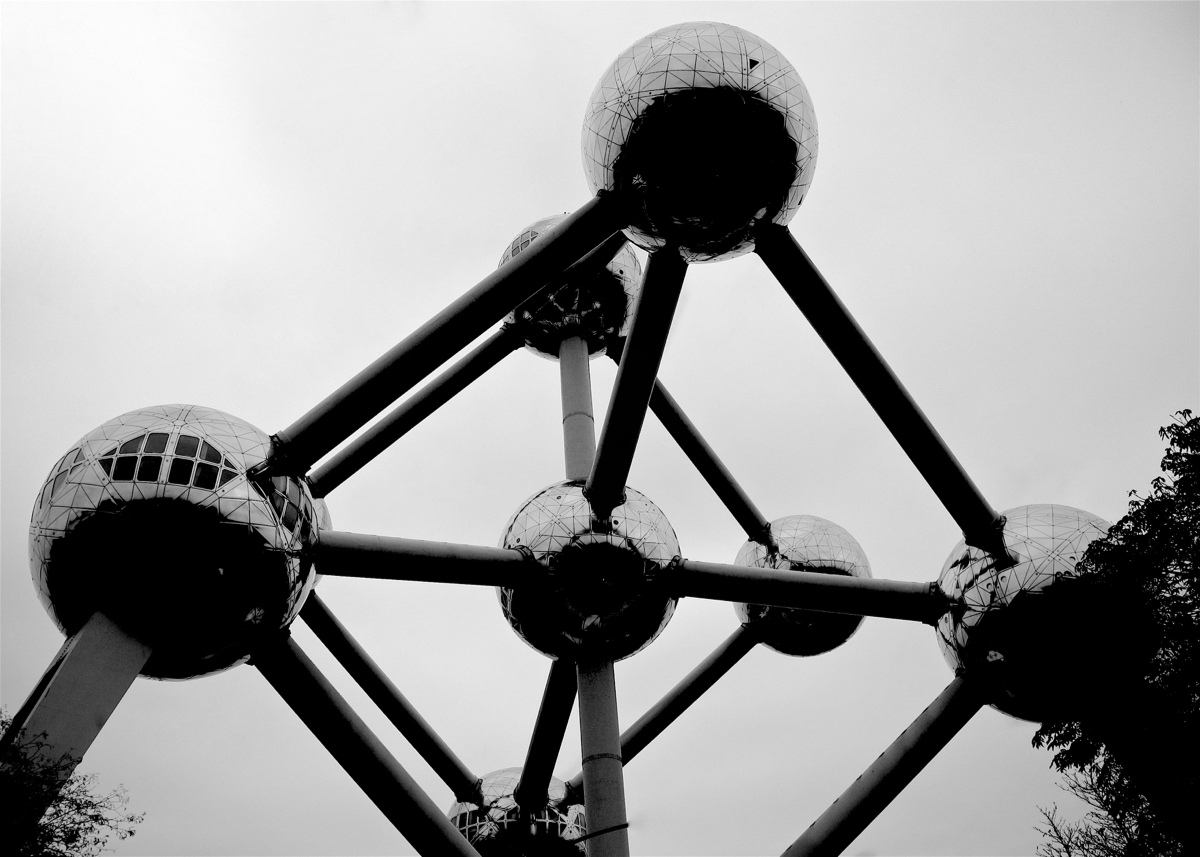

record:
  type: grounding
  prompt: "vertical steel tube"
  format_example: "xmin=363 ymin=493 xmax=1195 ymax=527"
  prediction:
xmin=587 ymin=249 xmax=687 ymax=517
xmin=255 ymin=633 xmax=480 ymax=857
xmin=754 ymin=226 xmax=1009 ymax=561
xmin=565 ymin=624 xmax=759 ymax=795
xmin=309 ymin=326 xmax=522 ymax=498
xmin=1 ymin=612 xmax=152 ymax=838
xmin=270 ymin=193 xmax=623 ymax=475
xmin=559 ymin=335 xmax=597 ymax=481
xmin=299 ymin=593 xmax=479 ymax=801
xmin=514 ymin=659 xmax=578 ymax=812
xmin=648 ymin=381 xmax=774 ymax=546
xmin=781 ymin=675 xmax=985 ymax=857
xmin=576 ymin=661 xmax=631 ymax=857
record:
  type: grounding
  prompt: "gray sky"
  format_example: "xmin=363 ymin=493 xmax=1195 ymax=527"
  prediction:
xmin=2 ymin=3 xmax=1197 ymax=855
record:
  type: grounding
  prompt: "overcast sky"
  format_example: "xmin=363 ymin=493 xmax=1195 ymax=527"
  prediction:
xmin=2 ymin=3 xmax=1197 ymax=855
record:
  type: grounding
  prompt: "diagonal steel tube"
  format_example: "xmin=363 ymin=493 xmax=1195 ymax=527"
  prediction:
xmin=673 ymin=559 xmax=951 ymax=625
xmin=308 ymin=326 xmax=523 ymax=498
xmin=781 ymin=675 xmax=985 ymax=857
xmin=753 ymin=225 xmax=1010 ymax=562
xmin=566 ymin=624 xmax=759 ymax=796
xmin=269 ymin=193 xmax=624 ymax=475
xmin=300 ymin=593 xmax=479 ymax=802
xmin=648 ymin=380 xmax=774 ymax=546
xmin=514 ymin=659 xmax=578 ymax=812
xmin=587 ymin=249 xmax=687 ymax=517
xmin=316 ymin=531 xmax=535 ymax=587
xmin=254 ymin=633 xmax=481 ymax=857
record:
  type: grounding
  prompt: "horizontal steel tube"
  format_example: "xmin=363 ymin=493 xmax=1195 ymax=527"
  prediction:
xmin=317 ymin=531 xmax=534 ymax=587
xmin=566 ymin=624 xmax=758 ymax=796
xmin=587 ymin=249 xmax=688 ymax=517
xmin=674 ymin=560 xmax=950 ymax=625
xmin=255 ymin=634 xmax=480 ymax=857
xmin=271 ymin=193 xmax=623 ymax=474
xmin=753 ymin=226 xmax=1008 ymax=559
xmin=514 ymin=659 xmax=577 ymax=812
xmin=782 ymin=675 xmax=984 ymax=857
xmin=648 ymin=381 xmax=773 ymax=545
xmin=309 ymin=326 xmax=522 ymax=498
xmin=300 ymin=593 xmax=479 ymax=802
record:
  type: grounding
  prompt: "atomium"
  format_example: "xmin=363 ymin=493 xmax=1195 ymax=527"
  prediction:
xmin=498 ymin=481 xmax=680 ymax=662
xmin=935 ymin=504 xmax=1110 ymax=721
xmin=502 ymin=215 xmax=642 ymax=360
xmin=582 ymin=21 xmax=818 ymax=262
xmin=447 ymin=767 xmax=586 ymax=853
xmin=733 ymin=515 xmax=872 ymax=657
xmin=28 ymin=405 xmax=320 ymax=680
xmin=5 ymin=17 xmax=1127 ymax=857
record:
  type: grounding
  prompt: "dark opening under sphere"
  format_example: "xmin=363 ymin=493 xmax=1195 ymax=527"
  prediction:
xmin=582 ymin=21 xmax=818 ymax=262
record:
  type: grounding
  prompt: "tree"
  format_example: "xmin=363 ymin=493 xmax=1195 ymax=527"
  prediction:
xmin=1032 ymin=411 xmax=1198 ymax=856
xmin=0 ymin=711 xmax=144 ymax=857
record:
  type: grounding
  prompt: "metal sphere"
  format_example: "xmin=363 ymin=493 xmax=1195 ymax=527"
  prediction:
xmin=935 ymin=504 xmax=1110 ymax=721
xmin=447 ymin=767 xmax=586 ymax=854
xmin=501 ymin=214 xmax=642 ymax=360
xmin=734 ymin=515 xmax=872 ymax=656
xmin=498 ymin=481 xmax=680 ymax=661
xmin=28 ymin=404 xmax=322 ymax=680
xmin=582 ymin=21 xmax=818 ymax=263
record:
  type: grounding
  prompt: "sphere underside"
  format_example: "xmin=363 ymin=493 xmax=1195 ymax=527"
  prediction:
xmin=583 ymin=21 xmax=817 ymax=262
xmin=935 ymin=504 xmax=1109 ymax=721
xmin=447 ymin=767 xmax=585 ymax=854
xmin=502 ymin=215 xmax=642 ymax=360
xmin=498 ymin=482 xmax=679 ymax=661
xmin=29 ymin=405 xmax=321 ymax=680
xmin=735 ymin=515 xmax=871 ymax=656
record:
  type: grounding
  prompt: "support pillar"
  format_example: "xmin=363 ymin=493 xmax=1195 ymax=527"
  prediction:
xmin=559 ymin=335 xmax=596 ymax=481
xmin=1 ymin=612 xmax=152 ymax=837
xmin=576 ymin=661 xmax=630 ymax=857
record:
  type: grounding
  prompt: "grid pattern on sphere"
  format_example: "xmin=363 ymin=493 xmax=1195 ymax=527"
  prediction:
xmin=499 ymin=482 xmax=679 ymax=566
xmin=734 ymin=514 xmax=872 ymax=576
xmin=581 ymin=21 xmax=818 ymax=225
xmin=498 ymin=215 xmax=569 ymax=268
xmin=502 ymin=215 xmax=643 ymax=359
xmin=446 ymin=768 xmax=586 ymax=846
xmin=28 ymin=405 xmax=319 ymax=642
xmin=935 ymin=504 xmax=1111 ymax=671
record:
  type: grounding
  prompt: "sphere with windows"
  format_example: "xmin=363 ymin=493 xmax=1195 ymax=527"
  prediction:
xmin=28 ymin=404 xmax=322 ymax=680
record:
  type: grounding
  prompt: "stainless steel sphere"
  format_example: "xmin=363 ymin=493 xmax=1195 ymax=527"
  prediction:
xmin=501 ymin=214 xmax=642 ymax=360
xmin=935 ymin=504 xmax=1110 ymax=720
xmin=28 ymin=405 xmax=322 ymax=680
xmin=582 ymin=21 xmax=818 ymax=263
xmin=498 ymin=481 xmax=680 ymax=661
xmin=447 ymin=767 xmax=586 ymax=854
xmin=734 ymin=515 xmax=872 ymax=656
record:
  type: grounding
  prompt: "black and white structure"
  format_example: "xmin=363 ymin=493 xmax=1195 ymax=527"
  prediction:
xmin=3 ymin=22 xmax=1110 ymax=857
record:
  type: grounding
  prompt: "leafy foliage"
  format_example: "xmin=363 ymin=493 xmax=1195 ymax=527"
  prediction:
xmin=0 ymin=711 xmax=144 ymax=857
xmin=1033 ymin=411 xmax=1198 ymax=856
